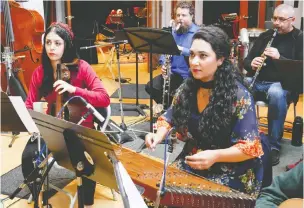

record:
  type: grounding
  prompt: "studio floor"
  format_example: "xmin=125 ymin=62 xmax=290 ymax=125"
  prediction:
xmin=1 ymin=48 xmax=303 ymax=208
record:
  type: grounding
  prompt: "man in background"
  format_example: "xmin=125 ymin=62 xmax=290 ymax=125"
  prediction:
xmin=145 ymin=1 xmax=199 ymax=110
xmin=244 ymin=4 xmax=303 ymax=166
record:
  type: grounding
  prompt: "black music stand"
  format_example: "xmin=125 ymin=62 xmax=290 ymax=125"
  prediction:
xmin=273 ymin=59 xmax=303 ymax=93
xmin=27 ymin=110 xmax=140 ymax=208
xmin=123 ymin=27 xmax=180 ymax=132
xmin=1 ymin=91 xmax=35 ymax=132
xmin=1 ymin=91 xmax=39 ymax=144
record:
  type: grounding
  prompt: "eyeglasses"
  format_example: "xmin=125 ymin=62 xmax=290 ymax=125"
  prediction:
xmin=271 ymin=16 xmax=293 ymax=23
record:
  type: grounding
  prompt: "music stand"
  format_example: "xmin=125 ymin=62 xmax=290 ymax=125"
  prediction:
xmin=1 ymin=92 xmax=38 ymax=133
xmin=1 ymin=91 xmax=39 ymax=147
xmin=273 ymin=59 xmax=303 ymax=93
xmin=123 ymin=27 xmax=180 ymax=132
xmin=0 ymin=92 xmax=49 ymax=207
xmin=28 ymin=110 xmax=141 ymax=208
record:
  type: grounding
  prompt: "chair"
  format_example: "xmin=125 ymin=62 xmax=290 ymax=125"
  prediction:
xmin=255 ymin=91 xmax=299 ymax=131
xmin=95 ymin=105 xmax=112 ymax=132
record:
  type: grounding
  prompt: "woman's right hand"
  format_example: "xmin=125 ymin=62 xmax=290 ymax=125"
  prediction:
xmin=145 ymin=133 xmax=162 ymax=151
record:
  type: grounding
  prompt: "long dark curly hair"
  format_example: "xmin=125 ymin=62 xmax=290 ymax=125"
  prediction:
xmin=172 ymin=26 xmax=245 ymax=148
xmin=40 ymin=23 xmax=79 ymax=97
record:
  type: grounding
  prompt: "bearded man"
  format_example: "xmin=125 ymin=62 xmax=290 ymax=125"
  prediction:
xmin=145 ymin=1 xmax=199 ymax=108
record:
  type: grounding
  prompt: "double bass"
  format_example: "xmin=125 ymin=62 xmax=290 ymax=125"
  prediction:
xmin=1 ymin=0 xmax=44 ymax=96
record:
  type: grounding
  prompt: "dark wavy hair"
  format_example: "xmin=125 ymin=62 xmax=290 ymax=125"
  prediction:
xmin=172 ymin=26 xmax=244 ymax=148
xmin=40 ymin=23 xmax=79 ymax=97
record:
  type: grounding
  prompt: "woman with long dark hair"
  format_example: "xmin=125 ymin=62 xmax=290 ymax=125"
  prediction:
xmin=23 ymin=22 xmax=110 ymax=207
xmin=145 ymin=26 xmax=264 ymax=197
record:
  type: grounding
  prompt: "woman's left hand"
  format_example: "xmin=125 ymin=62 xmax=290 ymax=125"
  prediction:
xmin=185 ymin=150 xmax=219 ymax=170
xmin=53 ymin=80 xmax=76 ymax=94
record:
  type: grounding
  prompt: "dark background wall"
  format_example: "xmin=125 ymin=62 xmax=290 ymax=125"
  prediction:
xmin=203 ymin=1 xmax=240 ymax=26
xmin=71 ymin=1 xmax=146 ymax=38
xmin=203 ymin=1 xmax=258 ymax=38
xmin=70 ymin=1 xmax=146 ymax=64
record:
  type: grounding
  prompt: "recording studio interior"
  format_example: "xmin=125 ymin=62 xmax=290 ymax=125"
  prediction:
xmin=0 ymin=0 xmax=303 ymax=208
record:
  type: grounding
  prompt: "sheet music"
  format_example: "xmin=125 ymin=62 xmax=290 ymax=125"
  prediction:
xmin=9 ymin=96 xmax=39 ymax=133
xmin=118 ymin=162 xmax=148 ymax=208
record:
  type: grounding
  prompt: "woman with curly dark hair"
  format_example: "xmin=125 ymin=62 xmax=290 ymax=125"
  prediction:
xmin=145 ymin=26 xmax=265 ymax=197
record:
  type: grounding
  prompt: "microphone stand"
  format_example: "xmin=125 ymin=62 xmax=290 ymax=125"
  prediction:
xmin=154 ymin=130 xmax=174 ymax=208
xmin=113 ymin=42 xmax=148 ymax=141
xmin=121 ymin=52 xmax=148 ymax=117
xmin=80 ymin=42 xmax=149 ymax=144
xmin=9 ymin=153 xmax=55 ymax=208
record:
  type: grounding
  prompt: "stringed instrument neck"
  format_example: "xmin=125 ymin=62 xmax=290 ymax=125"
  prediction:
xmin=54 ymin=60 xmax=78 ymax=118
xmin=55 ymin=63 xmax=63 ymax=117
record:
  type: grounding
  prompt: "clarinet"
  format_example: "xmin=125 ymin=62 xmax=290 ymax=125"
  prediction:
xmin=162 ymin=54 xmax=172 ymax=109
xmin=249 ymin=29 xmax=278 ymax=90
xmin=161 ymin=21 xmax=181 ymax=109
xmin=154 ymin=22 xmax=180 ymax=115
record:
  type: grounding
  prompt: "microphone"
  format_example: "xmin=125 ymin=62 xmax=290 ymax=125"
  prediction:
xmin=110 ymin=40 xmax=128 ymax=45
xmin=240 ymin=28 xmax=249 ymax=46
xmin=80 ymin=45 xmax=95 ymax=50
xmin=80 ymin=40 xmax=127 ymax=50
xmin=78 ymin=97 xmax=105 ymax=123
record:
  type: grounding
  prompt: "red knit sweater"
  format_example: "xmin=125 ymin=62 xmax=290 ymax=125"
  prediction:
xmin=25 ymin=59 xmax=110 ymax=128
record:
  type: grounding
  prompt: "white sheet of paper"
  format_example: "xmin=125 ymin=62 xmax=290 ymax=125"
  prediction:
xmin=118 ymin=162 xmax=148 ymax=208
xmin=9 ymin=96 xmax=39 ymax=133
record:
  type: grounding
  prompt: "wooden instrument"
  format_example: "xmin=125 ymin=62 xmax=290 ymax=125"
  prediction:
xmin=55 ymin=63 xmax=71 ymax=118
xmin=14 ymin=66 xmax=29 ymax=95
xmin=1 ymin=0 xmax=44 ymax=92
xmin=279 ymin=198 xmax=303 ymax=208
xmin=116 ymin=146 xmax=256 ymax=208
xmin=54 ymin=59 xmax=82 ymax=120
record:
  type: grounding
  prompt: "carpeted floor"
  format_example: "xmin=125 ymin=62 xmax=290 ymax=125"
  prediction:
xmin=110 ymin=103 xmax=143 ymax=116
xmin=272 ymin=138 xmax=303 ymax=177
xmin=110 ymin=84 xmax=150 ymax=99
xmin=1 ymin=164 xmax=75 ymax=199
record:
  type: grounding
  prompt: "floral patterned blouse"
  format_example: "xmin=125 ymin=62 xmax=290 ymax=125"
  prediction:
xmin=157 ymin=81 xmax=264 ymax=198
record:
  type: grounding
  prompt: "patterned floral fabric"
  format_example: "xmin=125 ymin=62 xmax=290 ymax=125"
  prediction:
xmin=157 ymin=81 xmax=264 ymax=198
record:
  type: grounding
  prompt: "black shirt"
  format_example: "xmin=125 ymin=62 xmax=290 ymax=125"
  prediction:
xmin=244 ymin=28 xmax=303 ymax=82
